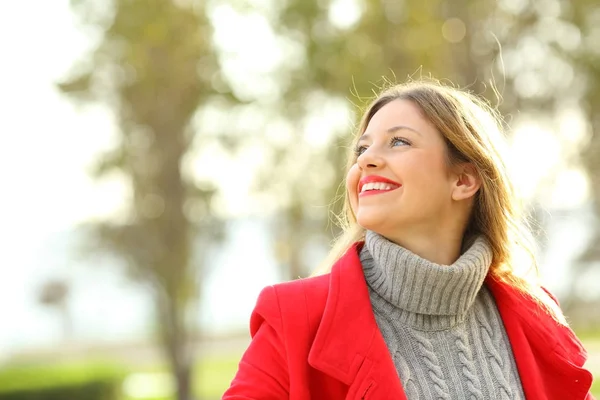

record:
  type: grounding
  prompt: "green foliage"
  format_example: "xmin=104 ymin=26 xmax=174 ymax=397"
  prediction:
xmin=57 ymin=0 xmax=236 ymax=398
xmin=253 ymin=0 xmax=600 ymax=288
xmin=58 ymin=0 xmax=234 ymax=291
xmin=0 ymin=362 xmax=124 ymax=400
xmin=255 ymin=0 xmax=502 ymax=279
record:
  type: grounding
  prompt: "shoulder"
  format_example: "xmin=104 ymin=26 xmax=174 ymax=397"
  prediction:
xmin=248 ymin=242 xmax=365 ymax=338
xmin=487 ymin=276 xmax=557 ymax=319
xmin=249 ymin=273 xmax=332 ymax=337
xmin=488 ymin=278 xmax=588 ymax=366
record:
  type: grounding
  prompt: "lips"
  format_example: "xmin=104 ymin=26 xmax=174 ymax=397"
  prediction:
xmin=358 ymin=175 xmax=401 ymax=194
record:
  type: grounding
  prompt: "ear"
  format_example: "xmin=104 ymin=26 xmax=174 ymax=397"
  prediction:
xmin=451 ymin=163 xmax=481 ymax=201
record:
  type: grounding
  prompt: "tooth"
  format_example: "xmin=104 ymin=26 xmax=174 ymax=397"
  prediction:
xmin=362 ymin=181 xmax=400 ymax=192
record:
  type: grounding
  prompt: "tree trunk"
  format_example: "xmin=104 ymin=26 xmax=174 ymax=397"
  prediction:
xmin=287 ymin=202 xmax=307 ymax=280
xmin=157 ymin=292 xmax=195 ymax=400
xmin=59 ymin=300 xmax=72 ymax=342
xmin=172 ymin=358 xmax=193 ymax=400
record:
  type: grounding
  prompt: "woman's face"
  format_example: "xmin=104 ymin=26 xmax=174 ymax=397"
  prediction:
xmin=346 ymin=99 xmax=460 ymax=239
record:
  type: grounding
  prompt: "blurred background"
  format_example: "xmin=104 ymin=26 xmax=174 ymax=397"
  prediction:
xmin=1 ymin=0 xmax=599 ymax=398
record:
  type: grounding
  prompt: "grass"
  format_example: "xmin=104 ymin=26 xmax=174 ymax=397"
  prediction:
xmin=118 ymin=354 xmax=242 ymax=400
xmin=0 ymin=355 xmax=241 ymax=400
xmin=0 ymin=361 xmax=125 ymax=393
xmin=194 ymin=356 xmax=240 ymax=399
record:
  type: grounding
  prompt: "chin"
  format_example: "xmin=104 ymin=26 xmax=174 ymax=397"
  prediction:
xmin=356 ymin=212 xmax=390 ymax=233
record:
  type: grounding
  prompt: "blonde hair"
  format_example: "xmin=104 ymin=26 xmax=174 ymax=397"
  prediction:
xmin=315 ymin=80 xmax=566 ymax=324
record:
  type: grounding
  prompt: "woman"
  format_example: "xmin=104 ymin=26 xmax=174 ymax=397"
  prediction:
xmin=223 ymin=81 xmax=594 ymax=399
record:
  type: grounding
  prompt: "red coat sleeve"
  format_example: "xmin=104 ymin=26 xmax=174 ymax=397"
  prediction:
xmin=223 ymin=286 xmax=290 ymax=399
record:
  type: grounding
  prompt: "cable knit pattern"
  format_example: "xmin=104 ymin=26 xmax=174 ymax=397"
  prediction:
xmin=453 ymin=333 xmax=484 ymax=399
xmin=413 ymin=335 xmax=451 ymax=399
xmin=395 ymin=351 xmax=420 ymax=399
xmin=475 ymin=289 xmax=518 ymax=399
xmin=362 ymin=230 xmax=525 ymax=399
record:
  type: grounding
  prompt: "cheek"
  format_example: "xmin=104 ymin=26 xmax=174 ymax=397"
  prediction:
xmin=406 ymin=158 xmax=453 ymax=198
xmin=406 ymin=154 xmax=448 ymax=182
xmin=346 ymin=164 xmax=360 ymax=213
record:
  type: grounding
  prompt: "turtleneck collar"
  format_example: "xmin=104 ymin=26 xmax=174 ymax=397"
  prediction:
xmin=360 ymin=230 xmax=493 ymax=330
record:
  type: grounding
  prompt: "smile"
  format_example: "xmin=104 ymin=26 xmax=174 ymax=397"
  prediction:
xmin=359 ymin=184 xmax=399 ymax=197
xmin=358 ymin=175 xmax=401 ymax=197
xmin=361 ymin=182 xmax=399 ymax=192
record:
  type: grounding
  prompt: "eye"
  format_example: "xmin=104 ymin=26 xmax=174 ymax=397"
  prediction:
xmin=354 ymin=144 xmax=367 ymax=157
xmin=391 ymin=136 xmax=411 ymax=147
xmin=354 ymin=136 xmax=410 ymax=157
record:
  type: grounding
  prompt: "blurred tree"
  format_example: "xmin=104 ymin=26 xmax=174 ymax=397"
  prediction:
xmin=57 ymin=1 xmax=232 ymax=399
xmin=255 ymin=0 xmax=503 ymax=279
xmin=486 ymin=0 xmax=600 ymax=309
xmin=38 ymin=279 xmax=72 ymax=341
xmin=567 ymin=0 xmax=600 ymax=278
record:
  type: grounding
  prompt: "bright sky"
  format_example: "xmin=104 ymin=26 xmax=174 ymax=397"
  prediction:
xmin=0 ymin=1 xmax=123 ymax=238
xmin=0 ymin=0 xmax=127 ymax=354
xmin=0 ymin=0 xmax=591 ymax=353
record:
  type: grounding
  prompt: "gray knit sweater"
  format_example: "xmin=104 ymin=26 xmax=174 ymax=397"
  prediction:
xmin=361 ymin=230 xmax=525 ymax=399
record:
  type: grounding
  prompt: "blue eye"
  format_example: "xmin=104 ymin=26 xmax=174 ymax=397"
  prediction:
xmin=354 ymin=137 xmax=410 ymax=157
xmin=391 ymin=137 xmax=411 ymax=147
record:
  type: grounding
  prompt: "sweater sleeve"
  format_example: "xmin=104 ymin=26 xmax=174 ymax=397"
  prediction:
xmin=223 ymin=286 xmax=290 ymax=399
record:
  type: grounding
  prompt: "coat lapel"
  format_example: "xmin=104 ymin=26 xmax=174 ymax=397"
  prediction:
xmin=308 ymin=242 xmax=406 ymax=399
xmin=487 ymin=277 xmax=593 ymax=399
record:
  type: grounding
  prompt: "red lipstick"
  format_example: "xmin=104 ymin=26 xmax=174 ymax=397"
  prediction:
xmin=358 ymin=175 xmax=401 ymax=197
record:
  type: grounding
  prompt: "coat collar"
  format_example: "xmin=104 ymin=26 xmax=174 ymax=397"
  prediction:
xmin=307 ymin=241 xmax=374 ymax=381
xmin=308 ymin=242 xmax=405 ymax=398
xmin=308 ymin=242 xmax=593 ymax=399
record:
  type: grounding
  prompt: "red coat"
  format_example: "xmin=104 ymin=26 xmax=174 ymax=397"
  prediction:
xmin=224 ymin=242 xmax=594 ymax=399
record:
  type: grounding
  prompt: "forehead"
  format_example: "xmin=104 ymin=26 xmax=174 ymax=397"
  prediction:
xmin=362 ymin=99 xmax=435 ymax=137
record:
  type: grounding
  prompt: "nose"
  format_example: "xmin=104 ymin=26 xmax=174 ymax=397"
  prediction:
xmin=357 ymin=146 xmax=385 ymax=170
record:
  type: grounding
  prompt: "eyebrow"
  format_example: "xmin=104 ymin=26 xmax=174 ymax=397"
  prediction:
xmin=358 ymin=125 xmax=422 ymax=142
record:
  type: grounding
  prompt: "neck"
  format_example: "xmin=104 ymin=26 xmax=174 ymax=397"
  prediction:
xmin=378 ymin=226 xmax=466 ymax=265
